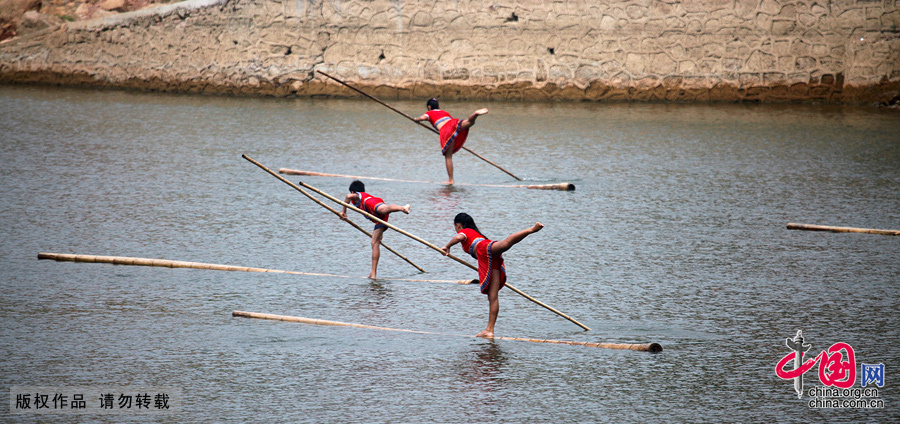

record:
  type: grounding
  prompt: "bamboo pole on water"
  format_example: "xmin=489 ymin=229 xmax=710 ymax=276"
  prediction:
xmin=261 ymin=166 xmax=591 ymax=331
xmin=316 ymin=70 xmax=522 ymax=181
xmin=278 ymin=168 xmax=575 ymax=191
xmin=233 ymin=310 xmax=659 ymax=352
xmin=37 ymin=253 xmax=474 ymax=284
xmin=787 ymin=223 xmax=900 ymax=236
xmin=241 ymin=154 xmax=426 ymax=273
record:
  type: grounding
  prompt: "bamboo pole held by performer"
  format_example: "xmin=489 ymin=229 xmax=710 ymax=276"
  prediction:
xmin=316 ymin=70 xmax=522 ymax=181
xmin=242 ymin=154 xmax=426 ymax=273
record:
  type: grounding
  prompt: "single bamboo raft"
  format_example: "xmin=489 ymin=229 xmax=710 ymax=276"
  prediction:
xmin=787 ymin=223 xmax=900 ymax=236
xmin=37 ymin=253 xmax=475 ymax=285
xmin=232 ymin=310 xmax=662 ymax=352
xmin=279 ymin=168 xmax=575 ymax=191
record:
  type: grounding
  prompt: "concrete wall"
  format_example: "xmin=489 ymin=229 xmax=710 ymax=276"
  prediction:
xmin=1 ymin=0 xmax=899 ymax=103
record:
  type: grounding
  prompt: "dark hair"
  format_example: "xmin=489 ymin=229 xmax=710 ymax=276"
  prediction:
xmin=426 ymin=98 xmax=439 ymax=110
xmin=454 ymin=212 xmax=484 ymax=237
xmin=349 ymin=180 xmax=365 ymax=193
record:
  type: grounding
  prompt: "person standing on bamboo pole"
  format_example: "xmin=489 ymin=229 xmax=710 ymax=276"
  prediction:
xmin=340 ymin=180 xmax=411 ymax=279
xmin=441 ymin=213 xmax=543 ymax=338
xmin=412 ymin=98 xmax=488 ymax=185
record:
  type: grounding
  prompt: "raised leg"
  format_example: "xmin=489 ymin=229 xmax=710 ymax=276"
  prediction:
xmin=459 ymin=108 xmax=488 ymax=130
xmin=375 ymin=203 xmax=410 ymax=215
xmin=489 ymin=222 xmax=543 ymax=256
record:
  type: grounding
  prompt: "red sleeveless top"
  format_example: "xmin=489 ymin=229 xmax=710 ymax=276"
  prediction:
xmin=354 ymin=192 xmax=383 ymax=216
xmin=458 ymin=228 xmax=487 ymax=258
xmin=425 ymin=109 xmax=452 ymax=131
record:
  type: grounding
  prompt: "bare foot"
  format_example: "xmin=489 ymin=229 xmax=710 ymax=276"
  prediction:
xmin=442 ymin=180 xmax=454 ymax=185
xmin=368 ymin=273 xmax=376 ymax=279
xmin=474 ymin=108 xmax=488 ymax=115
xmin=475 ymin=329 xmax=494 ymax=338
xmin=531 ymin=222 xmax=544 ymax=233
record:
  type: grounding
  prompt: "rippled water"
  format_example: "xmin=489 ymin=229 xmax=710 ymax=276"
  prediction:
xmin=1 ymin=85 xmax=898 ymax=422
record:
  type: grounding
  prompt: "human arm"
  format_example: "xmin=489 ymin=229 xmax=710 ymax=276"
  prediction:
xmin=441 ymin=233 xmax=466 ymax=256
xmin=340 ymin=193 xmax=359 ymax=220
xmin=413 ymin=112 xmax=429 ymax=122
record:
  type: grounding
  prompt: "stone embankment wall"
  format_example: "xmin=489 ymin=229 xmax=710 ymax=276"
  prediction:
xmin=1 ymin=0 xmax=899 ymax=103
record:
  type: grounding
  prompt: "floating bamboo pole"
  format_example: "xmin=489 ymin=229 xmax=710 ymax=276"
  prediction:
xmin=787 ymin=223 xmax=900 ymax=236
xmin=279 ymin=168 xmax=575 ymax=191
xmin=232 ymin=310 xmax=661 ymax=352
xmin=316 ymin=70 xmax=522 ymax=181
xmin=241 ymin=154 xmax=426 ymax=273
xmin=271 ymin=171 xmax=591 ymax=331
xmin=37 ymin=253 xmax=474 ymax=284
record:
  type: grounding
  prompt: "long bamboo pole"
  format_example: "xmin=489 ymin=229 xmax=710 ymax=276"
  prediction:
xmin=38 ymin=253 xmax=473 ymax=284
xmin=316 ymin=70 xmax=522 ymax=181
xmin=233 ymin=310 xmax=657 ymax=351
xmin=242 ymin=154 xmax=426 ymax=273
xmin=267 ymin=168 xmax=591 ymax=331
xmin=787 ymin=223 xmax=900 ymax=236
xmin=279 ymin=168 xmax=575 ymax=191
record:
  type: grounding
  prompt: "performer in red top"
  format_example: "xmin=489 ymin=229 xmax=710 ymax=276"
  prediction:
xmin=340 ymin=180 xmax=410 ymax=279
xmin=413 ymin=98 xmax=488 ymax=185
xmin=441 ymin=213 xmax=543 ymax=338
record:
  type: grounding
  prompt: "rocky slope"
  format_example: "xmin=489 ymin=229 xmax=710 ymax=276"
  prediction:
xmin=1 ymin=0 xmax=170 ymax=40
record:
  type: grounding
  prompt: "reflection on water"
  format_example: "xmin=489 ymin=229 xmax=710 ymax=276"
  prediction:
xmin=427 ymin=185 xmax=467 ymax=212
xmin=463 ymin=342 xmax=507 ymax=391
xmin=459 ymin=341 xmax=509 ymax=417
xmin=1 ymin=85 xmax=898 ymax=423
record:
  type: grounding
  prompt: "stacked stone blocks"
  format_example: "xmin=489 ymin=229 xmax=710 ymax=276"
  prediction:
xmin=0 ymin=0 xmax=897 ymax=103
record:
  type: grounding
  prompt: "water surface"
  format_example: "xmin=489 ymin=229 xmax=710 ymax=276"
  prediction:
xmin=1 ymin=85 xmax=898 ymax=422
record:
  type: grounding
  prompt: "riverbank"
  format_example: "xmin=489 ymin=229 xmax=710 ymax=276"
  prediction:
xmin=2 ymin=0 xmax=899 ymax=104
